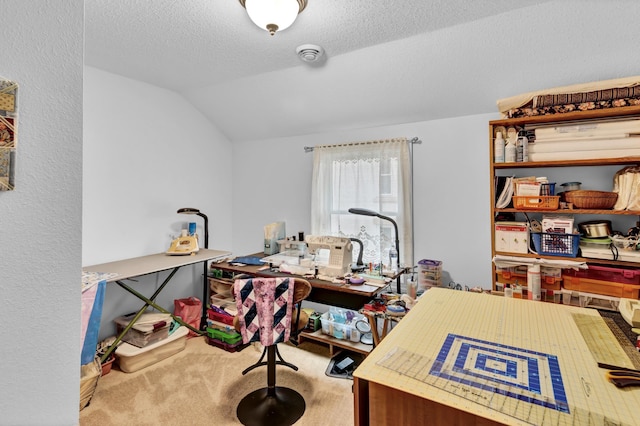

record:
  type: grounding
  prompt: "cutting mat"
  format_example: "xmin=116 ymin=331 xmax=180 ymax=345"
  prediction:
xmin=355 ymin=288 xmax=640 ymax=426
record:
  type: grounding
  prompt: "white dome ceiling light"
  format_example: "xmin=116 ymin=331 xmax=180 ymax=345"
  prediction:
xmin=238 ymin=0 xmax=307 ymax=36
xmin=296 ymin=44 xmax=324 ymax=63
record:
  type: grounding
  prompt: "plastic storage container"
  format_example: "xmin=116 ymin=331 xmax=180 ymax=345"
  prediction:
xmin=115 ymin=326 xmax=188 ymax=373
xmin=496 ymin=266 xmax=562 ymax=290
xmin=562 ymin=265 xmax=640 ymax=298
xmin=206 ymin=327 xmax=242 ymax=345
xmin=417 ymin=259 xmax=443 ymax=289
xmin=320 ymin=308 xmax=365 ymax=341
xmin=114 ymin=313 xmax=171 ymax=348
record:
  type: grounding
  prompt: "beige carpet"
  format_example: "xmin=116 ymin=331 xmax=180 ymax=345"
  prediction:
xmin=79 ymin=336 xmax=355 ymax=426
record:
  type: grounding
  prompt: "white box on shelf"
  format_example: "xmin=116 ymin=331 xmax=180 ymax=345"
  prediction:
xmin=495 ymin=222 xmax=529 ymax=254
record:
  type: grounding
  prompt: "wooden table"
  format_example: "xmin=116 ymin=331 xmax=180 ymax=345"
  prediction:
xmin=211 ymin=253 xmax=387 ymax=310
xmin=83 ymin=248 xmax=231 ymax=361
xmin=354 ymin=287 xmax=640 ymax=425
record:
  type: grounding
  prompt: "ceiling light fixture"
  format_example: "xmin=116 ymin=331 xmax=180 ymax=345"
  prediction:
xmin=238 ymin=0 xmax=307 ymax=36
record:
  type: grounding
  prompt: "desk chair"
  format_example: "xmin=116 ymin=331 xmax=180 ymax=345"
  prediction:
xmin=233 ymin=277 xmax=311 ymax=426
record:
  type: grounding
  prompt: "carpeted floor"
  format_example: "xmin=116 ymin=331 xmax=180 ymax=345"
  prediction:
xmin=80 ymin=336 xmax=355 ymax=426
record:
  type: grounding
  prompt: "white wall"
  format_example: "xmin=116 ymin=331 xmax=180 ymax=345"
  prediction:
xmin=0 ymin=1 xmax=83 ymax=424
xmin=83 ymin=67 xmax=233 ymax=341
xmin=233 ymin=113 xmax=496 ymax=289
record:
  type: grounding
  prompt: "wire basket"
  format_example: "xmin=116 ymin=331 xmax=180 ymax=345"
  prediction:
xmin=512 ymin=195 xmax=560 ymax=210
xmin=532 ymin=232 xmax=580 ymax=257
xmin=563 ymin=190 xmax=618 ymax=209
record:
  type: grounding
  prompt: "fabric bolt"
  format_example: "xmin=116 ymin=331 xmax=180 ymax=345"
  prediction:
xmin=234 ymin=277 xmax=294 ymax=346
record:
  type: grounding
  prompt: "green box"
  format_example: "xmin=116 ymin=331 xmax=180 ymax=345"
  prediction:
xmin=306 ymin=312 xmax=321 ymax=332
xmin=206 ymin=327 xmax=242 ymax=345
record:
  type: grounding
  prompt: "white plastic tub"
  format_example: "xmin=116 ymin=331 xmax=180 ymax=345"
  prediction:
xmin=115 ymin=326 xmax=188 ymax=373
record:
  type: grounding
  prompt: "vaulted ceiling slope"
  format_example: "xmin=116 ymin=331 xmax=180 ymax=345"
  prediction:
xmin=85 ymin=0 xmax=640 ymax=142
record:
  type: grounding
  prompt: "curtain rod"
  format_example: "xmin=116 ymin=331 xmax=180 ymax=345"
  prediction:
xmin=304 ymin=137 xmax=421 ymax=153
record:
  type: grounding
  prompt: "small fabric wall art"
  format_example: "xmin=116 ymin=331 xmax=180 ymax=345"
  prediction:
xmin=0 ymin=76 xmax=18 ymax=191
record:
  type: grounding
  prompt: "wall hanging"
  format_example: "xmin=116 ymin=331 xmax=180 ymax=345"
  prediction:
xmin=0 ymin=76 xmax=17 ymax=191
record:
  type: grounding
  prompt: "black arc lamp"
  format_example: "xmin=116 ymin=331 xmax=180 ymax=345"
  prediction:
xmin=177 ymin=207 xmax=209 ymax=331
xmin=177 ymin=207 xmax=208 ymax=249
xmin=348 ymin=207 xmax=401 ymax=293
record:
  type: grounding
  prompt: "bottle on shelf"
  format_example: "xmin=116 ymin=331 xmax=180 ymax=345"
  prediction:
xmin=494 ymin=132 xmax=505 ymax=163
xmin=504 ymin=284 xmax=513 ymax=298
xmin=527 ymin=264 xmax=541 ymax=301
xmin=517 ymin=130 xmax=528 ymax=162
xmin=505 ymin=137 xmax=516 ymax=163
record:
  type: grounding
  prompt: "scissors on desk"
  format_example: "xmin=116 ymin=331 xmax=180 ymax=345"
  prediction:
xmin=605 ymin=368 xmax=640 ymax=388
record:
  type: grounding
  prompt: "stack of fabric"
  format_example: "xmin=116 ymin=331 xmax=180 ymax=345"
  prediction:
xmin=497 ymin=75 xmax=640 ymax=119
xmin=528 ymin=118 xmax=640 ymax=161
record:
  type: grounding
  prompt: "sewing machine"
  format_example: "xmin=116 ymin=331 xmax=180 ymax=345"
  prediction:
xmin=305 ymin=235 xmax=353 ymax=278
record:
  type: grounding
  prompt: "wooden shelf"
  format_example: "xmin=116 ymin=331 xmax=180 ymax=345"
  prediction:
xmin=489 ymin=106 xmax=640 ymax=291
xmin=298 ymin=329 xmax=372 ymax=356
xmin=496 ymin=208 xmax=640 ymax=215
xmin=494 ymin=157 xmax=640 ymax=168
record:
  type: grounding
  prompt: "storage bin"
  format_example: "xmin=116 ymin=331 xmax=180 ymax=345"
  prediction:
xmin=563 ymin=265 xmax=640 ymax=285
xmin=114 ymin=313 xmax=171 ymax=348
xmin=207 ymin=308 xmax=235 ymax=326
xmin=206 ymin=327 xmax=242 ymax=345
xmin=208 ymin=277 xmax=233 ymax=297
xmin=512 ymin=195 xmax=560 ymax=210
xmin=562 ymin=274 xmax=640 ymax=299
xmin=417 ymin=259 xmax=442 ymax=288
xmin=115 ymin=326 xmax=188 ymax=373
xmin=206 ymin=336 xmax=249 ymax=353
xmin=496 ymin=266 xmax=562 ymax=290
xmin=532 ymin=232 xmax=580 ymax=257
xmin=320 ymin=309 xmax=365 ymax=341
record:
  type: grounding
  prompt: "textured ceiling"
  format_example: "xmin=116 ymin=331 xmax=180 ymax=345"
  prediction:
xmin=84 ymin=0 xmax=640 ymax=142
xmin=85 ymin=0 xmax=548 ymax=91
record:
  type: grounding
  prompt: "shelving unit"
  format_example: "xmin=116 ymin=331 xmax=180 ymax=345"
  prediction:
xmin=298 ymin=329 xmax=372 ymax=356
xmin=489 ymin=105 xmax=640 ymax=290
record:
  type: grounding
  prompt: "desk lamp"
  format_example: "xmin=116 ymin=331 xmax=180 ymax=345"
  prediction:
xmin=348 ymin=208 xmax=401 ymax=293
xmin=350 ymin=237 xmax=365 ymax=272
xmin=177 ymin=207 xmax=208 ymax=249
xmin=177 ymin=207 xmax=209 ymax=331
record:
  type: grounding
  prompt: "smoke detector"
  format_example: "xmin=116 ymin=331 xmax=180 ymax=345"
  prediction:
xmin=296 ymin=44 xmax=324 ymax=63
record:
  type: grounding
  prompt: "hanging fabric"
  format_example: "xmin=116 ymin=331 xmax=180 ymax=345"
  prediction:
xmin=0 ymin=75 xmax=18 ymax=191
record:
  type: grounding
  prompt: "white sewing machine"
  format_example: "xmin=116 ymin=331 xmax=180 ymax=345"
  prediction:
xmin=305 ymin=235 xmax=353 ymax=278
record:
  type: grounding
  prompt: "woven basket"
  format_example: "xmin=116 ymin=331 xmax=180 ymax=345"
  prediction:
xmin=564 ymin=190 xmax=618 ymax=209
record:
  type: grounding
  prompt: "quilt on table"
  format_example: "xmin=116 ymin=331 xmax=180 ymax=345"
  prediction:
xmin=233 ymin=277 xmax=294 ymax=346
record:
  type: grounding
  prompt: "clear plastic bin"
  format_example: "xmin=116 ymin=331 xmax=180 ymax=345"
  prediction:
xmin=320 ymin=308 xmax=365 ymax=341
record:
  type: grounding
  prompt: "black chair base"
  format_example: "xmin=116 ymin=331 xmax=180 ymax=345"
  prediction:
xmin=242 ymin=345 xmax=298 ymax=375
xmin=236 ymin=386 xmax=305 ymax=426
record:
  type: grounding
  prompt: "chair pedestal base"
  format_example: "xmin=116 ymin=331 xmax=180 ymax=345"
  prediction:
xmin=237 ymin=386 xmax=305 ymax=426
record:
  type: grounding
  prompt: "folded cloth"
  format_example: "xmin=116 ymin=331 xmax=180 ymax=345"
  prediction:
xmin=230 ymin=256 xmax=265 ymax=265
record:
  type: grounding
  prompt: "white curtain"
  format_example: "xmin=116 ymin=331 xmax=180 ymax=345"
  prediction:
xmin=310 ymin=138 xmax=413 ymax=270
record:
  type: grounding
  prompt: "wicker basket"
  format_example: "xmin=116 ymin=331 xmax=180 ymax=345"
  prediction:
xmin=563 ymin=190 xmax=618 ymax=209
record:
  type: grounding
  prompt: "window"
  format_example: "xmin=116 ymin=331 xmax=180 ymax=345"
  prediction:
xmin=310 ymin=138 xmax=413 ymax=275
